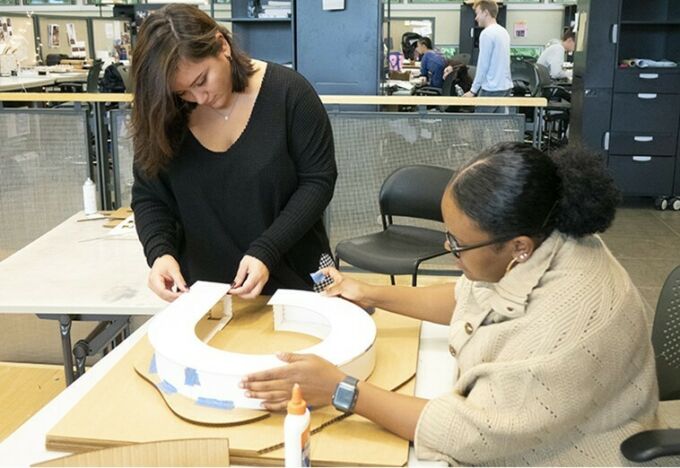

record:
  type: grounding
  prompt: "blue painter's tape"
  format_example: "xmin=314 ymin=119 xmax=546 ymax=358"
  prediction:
xmin=148 ymin=354 xmax=157 ymax=374
xmin=196 ymin=397 xmax=235 ymax=410
xmin=185 ymin=367 xmax=200 ymax=386
xmin=158 ymin=380 xmax=177 ymax=394
xmin=310 ymin=270 xmax=327 ymax=284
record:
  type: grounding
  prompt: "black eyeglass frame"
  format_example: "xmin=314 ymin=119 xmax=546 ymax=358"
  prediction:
xmin=445 ymin=231 xmax=517 ymax=258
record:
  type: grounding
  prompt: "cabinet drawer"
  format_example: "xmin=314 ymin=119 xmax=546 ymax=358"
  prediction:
xmin=609 ymin=131 xmax=677 ymax=155
xmin=614 ymin=69 xmax=680 ymax=93
xmin=608 ymin=155 xmax=675 ymax=196
xmin=611 ymin=93 xmax=680 ymax=132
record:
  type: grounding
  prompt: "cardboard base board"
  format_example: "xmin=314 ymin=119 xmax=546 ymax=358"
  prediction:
xmin=46 ymin=297 xmax=421 ymax=466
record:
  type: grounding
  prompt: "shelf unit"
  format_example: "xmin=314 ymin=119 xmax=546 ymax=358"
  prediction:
xmin=571 ymin=0 xmax=680 ymax=199
xmin=458 ymin=2 xmax=508 ymax=66
xmin=230 ymin=0 xmax=294 ymax=66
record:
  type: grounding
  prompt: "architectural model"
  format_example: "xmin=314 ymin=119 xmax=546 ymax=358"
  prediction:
xmin=146 ymin=281 xmax=377 ymax=410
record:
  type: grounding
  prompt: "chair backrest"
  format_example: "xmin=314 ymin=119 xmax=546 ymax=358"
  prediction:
xmin=652 ymin=265 xmax=680 ymax=401
xmin=441 ymin=73 xmax=455 ymax=97
xmin=46 ymin=53 xmax=66 ymax=66
xmin=534 ymin=63 xmax=552 ymax=95
xmin=511 ymin=59 xmax=538 ymax=96
xmin=449 ymin=53 xmax=471 ymax=66
xmin=86 ymin=59 xmax=103 ymax=93
xmin=379 ymin=165 xmax=454 ymax=222
xmin=401 ymin=32 xmax=422 ymax=61
xmin=118 ymin=65 xmax=132 ymax=92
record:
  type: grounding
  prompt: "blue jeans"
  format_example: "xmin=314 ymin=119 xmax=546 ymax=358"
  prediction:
xmin=476 ymin=88 xmax=514 ymax=114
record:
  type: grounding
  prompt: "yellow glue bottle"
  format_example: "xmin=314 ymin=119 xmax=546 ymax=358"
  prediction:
xmin=285 ymin=383 xmax=311 ymax=467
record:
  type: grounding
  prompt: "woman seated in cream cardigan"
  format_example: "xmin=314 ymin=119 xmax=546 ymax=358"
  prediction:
xmin=241 ymin=142 xmax=659 ymax=465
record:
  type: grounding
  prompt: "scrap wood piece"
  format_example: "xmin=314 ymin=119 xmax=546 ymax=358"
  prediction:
xmin=33 ymin=437 xmax=230 ymax=467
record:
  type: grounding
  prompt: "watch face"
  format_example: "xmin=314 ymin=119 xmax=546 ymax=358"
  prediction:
xmin=333 ymin=382 xmax=355 ymax=411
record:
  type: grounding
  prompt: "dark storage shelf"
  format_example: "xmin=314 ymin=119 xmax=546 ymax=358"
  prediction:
xmin=230 ymin=17 xmax=292 ymax=22
xmin=230 ymin=0 xmax=294 ymax=66
xmin=620 ymin=21 xmax=680 ymax=25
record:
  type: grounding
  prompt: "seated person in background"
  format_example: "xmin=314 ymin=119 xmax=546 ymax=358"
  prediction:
xmin=242 ymin=143 xmax=663 ymax=465
xmin=538 ymin=30 xmax=576 ymax=79
xmin=443 ymin=60 xmax=473 ymax=95
xmin=415 ymin=37 xmax=446 ymax=89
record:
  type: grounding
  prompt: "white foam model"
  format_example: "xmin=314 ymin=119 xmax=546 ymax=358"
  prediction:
xmin=147 ymin=281 xmax=377 ymax=410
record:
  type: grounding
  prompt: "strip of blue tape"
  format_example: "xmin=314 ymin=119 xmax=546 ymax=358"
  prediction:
xmin=310 ymin=270 xmax=326 ymax=284
xmin=148 ymin=354 xmax=157 ymax=374
xmin=158 ymin=380 xmax=177 ymax=394
xmin=185 ymin=367 xmax=200 ymax=386
xmin=196 ymin=397 xmax=235 ymax=410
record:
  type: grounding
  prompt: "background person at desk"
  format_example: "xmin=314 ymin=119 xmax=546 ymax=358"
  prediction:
xmin=242 ymin=143 xmax=660 ymax=465
xmin=538 ymin=30 xmax=576 ymax=80
xmin=415 ymin=38 xmax=446 ymax=89
xmin=462 ymin=0 xmax=513 ymax=113
xmin=130 ymin=4 xmax=337 ymax=302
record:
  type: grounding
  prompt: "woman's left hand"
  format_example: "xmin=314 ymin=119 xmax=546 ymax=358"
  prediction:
xmin=241 ymin=352 xmax=346 ymax=411
xmin=230 ymin=255 xmax=270 ymax=299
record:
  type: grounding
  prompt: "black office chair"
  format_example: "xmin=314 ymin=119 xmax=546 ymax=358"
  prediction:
xmin=58 ymin=59 xmax=103 ymax=93
xmin=335 ymin=165 xmax=454 ymax=286
xmin=45 ymin=53 xmax=68 ymax=66
xmin=621 ymin=265 xmax=680 ymax=462
xmin=511 ymin=59 xmax=538 ymax=97
xmin=401 ymin=32 xmax=422 ymax=61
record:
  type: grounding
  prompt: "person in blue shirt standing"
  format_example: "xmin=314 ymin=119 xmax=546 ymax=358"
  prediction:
xmin=416 ymin=37 xmax=446 ymax=89
xmin=463 ymin=0 xmax=513 ymax=113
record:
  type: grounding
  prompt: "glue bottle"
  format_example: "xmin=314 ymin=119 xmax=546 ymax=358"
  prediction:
xmin=285 ymin=383 xmax=311 ymax=467
xmin=82 ymin=177 xmax=97 ymax=215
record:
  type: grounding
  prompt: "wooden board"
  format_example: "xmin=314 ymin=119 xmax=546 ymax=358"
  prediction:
xmin=46 ymin=297 xmax=421 ymax=466
xmin=34 ymin=438 xmax=230 ymax=467
xmin=0 ymin=362 xmax=65 ymax=442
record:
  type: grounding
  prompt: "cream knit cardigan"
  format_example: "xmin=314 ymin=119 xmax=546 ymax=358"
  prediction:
xmin=414 ymin=231 xmax=665 ymax=466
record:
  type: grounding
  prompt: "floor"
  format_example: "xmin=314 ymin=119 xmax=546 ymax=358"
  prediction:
xmin=600 ymin=199 xmax=680 ymax=312
xmin=0 ymin=363 xmax=65 ymax=443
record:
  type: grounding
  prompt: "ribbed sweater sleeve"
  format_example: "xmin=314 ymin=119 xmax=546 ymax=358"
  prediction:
xmin=131 ymin=165 xmax=179 ymax=267
xmin=244 ymin=74 xmax=337 ymax=271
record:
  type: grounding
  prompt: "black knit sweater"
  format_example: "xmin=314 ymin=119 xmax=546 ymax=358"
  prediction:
xmin=131 ymin=63 xmax=337 ymax=294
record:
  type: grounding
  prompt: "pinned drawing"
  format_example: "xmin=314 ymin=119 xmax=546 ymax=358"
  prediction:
xmin=47 ymin=24 xmax=59 ymax=48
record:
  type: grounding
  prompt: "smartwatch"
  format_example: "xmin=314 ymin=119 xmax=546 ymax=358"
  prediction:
xmin=332 ymin=376 xmax=359 ymax=414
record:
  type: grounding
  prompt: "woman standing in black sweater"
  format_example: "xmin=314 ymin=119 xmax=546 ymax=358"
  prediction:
xmin=130 ymin=4 xmax=336 ymax=301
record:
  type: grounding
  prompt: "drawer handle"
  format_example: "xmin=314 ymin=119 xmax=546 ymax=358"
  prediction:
xmin=637 ymin=93 xmax=657 ymax=99
xmin=639 ymin=73 xmax=659 ymax=80
xmin=632 ymin=156 xmax=652 ymax=162
xmin=634 ymin=136 xmax=654 ymax=142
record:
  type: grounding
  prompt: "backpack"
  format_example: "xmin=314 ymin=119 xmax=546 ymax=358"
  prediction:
xmin=101 ymin=63 xmax=126 ymax=93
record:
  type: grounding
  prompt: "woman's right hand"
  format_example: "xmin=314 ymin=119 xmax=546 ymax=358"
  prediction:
xmin=319 ymin=267 xmax=372 ymax=308
xmin=148 ymin=254 xmax=188 ymax=302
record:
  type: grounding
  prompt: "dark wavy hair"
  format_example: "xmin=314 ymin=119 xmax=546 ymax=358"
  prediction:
xmin=130 ymin=4 xmax=255 ymax=177
xmin=450 ymin=142 xmax=621 ymax=241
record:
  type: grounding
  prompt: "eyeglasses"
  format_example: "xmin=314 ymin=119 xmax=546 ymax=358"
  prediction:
xmin=445 ymin=231 xmax=514 ymax=259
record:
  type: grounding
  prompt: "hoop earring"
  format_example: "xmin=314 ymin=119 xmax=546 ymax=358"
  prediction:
xmin=505 ymin=257 xmax=519 ymax=273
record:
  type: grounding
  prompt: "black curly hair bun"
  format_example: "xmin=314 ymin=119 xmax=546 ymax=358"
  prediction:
xmin=551 ymin=145 xmax=621 ymax=237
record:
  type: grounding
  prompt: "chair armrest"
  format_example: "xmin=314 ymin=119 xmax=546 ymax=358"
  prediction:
xmin=620 ymin=429 xmax=680 ymax=462
xmin=412 ymin=86 xmax=442 ymax=96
